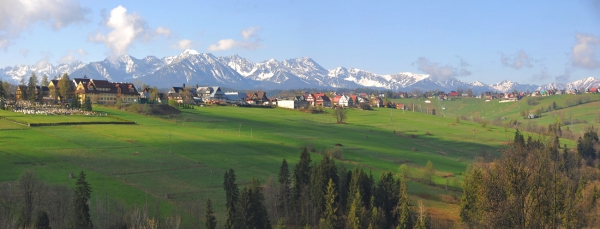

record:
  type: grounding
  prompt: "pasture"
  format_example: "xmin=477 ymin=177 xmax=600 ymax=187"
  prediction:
xmin=0 ymin=104 xmax=578 ymax=224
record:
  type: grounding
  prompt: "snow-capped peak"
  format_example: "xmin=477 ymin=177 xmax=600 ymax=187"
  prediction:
xmin=183 ymin=49 xmax=200 ymax=55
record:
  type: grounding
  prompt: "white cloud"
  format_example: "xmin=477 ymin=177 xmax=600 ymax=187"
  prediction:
xmin=77 ymin=48 xmax=88 ymax=56
xmin=501 ymin=50 xmax=534 ymax=69
xmin=241 ymin=26 xmax=261 ymax=39
xmin=572 ymin=33 xmax=600 ymax=69
xmin=154 ymin=26 xmax=171 ymax=38
xmin=0 ymin=0 xmax=90 ymax=49
xmin=89 ymin=5 xmax=171 ymax=57
xmin=413 ymin=57 xmax=471 ymax=81
xmin=207 ymin=26 xmax=262 ymax=52
xmin=172 ymin=39 xmax=193 ymax=50
xmin=59 ymin=48 xmax=87 ymax=63
xmin=208 ymin=39 xmax=237 ymax=51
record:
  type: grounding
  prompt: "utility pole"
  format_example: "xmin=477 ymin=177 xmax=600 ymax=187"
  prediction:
xmin=239 ymin=124 xmax=241 ymax=137
xmin=390 ymin=109 xmax=392 ymax=121
xmin=169 ymin=132 xmax=172 ymax=154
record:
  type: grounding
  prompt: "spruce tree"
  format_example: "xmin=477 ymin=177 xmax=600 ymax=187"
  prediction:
xmin=84 ymin=97 xmax=92 ymax=111
xmin=58 ymin=73 xmax=72 ymax=101
xmin=376 ymin=172 xmax=399 ymax=228
xmin=397 ymin=177 xmax=412 ymax=229
xmin=278 ymin=159 xmax=291 ymax=219
xmin=347 ymin=190 xmax=362 ymax=229
xmin=41 ymin=74 xmax=49 ymax=86
xmin=459 ymin=166 xmax=484 ymax=227
xmin=0 ymin=79 xmax=5 ymax=99
xmin=205 ymin=198 xmax=217 ymax=229
xmin=72 ymin=171 xmax=92 ymax=229
xmin=34 ymin=211 xmax=51 ymax=229
xmin=238 ymin=179 xmax=271 ymax=229
xmin=322 ymin=178 xmax=338 ymax=229
xmin=27 ymin=73 xmax=37 ymax=102
xmin=223 ymin=169 xmax=239 ymax=229
xmin=275 ymin=218 xmax=287 ymax=229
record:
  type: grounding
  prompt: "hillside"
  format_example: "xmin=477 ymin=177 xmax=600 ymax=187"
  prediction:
xmin=0 ymin=104 xmax=578 ymax=226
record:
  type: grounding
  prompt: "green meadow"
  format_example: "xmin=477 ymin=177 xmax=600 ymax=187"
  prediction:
xmin=0 ymin=103 xmax=580 ymax=223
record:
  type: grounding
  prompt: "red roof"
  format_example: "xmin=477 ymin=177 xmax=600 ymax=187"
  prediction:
xmin=333 ymin=95 xmax=342 ymax=103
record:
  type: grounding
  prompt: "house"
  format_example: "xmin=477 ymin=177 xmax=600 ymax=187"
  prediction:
xmin=168 ymin=84 xmax=198 ymax=104
xmin=248 ymin=91 xmax=269 ymax=104
xmin=197 ymin=86 xmax=225 ymax=101
xmin=333 ymin=95 xmax=342 ymax=106
xmin=357 ymin=96 xmax=369 ymax=104
xmin=225 ymin=92 xmax=247 ymax=102
xmin=449 ymin=91 xmax=459 ymax=97
xmin=589 ymin=88 xmax=598 ymax=93
xmin=73 ymin=77 xmax=139 ymax=104
xmin=370 ymin=97 xmax=383 ymax=107
xmin=314 ymin=94 xmax=331 ymax=107
xmin=338 ymin=95 xmax=353 ymax=107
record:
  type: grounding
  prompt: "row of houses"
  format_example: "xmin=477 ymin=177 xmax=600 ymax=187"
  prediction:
xmin=15 ymin=76 xmax=140 ymax=104
xmin=166 ymin=84 xmax=270 ymax=105
xmin=277 ymin=93 xmax=385 ymax=109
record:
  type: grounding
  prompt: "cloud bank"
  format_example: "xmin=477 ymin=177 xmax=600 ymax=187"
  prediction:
xmin=208 ymin=26 xmax=262 ymax=52
xmin=0 ymin=0 xmax=91 ymax=49
xmin=89 ymin=5 xmax=170 ymax=57
xmin=413 ymin=57 xmax=471 ymax=81
xmin=501 ymin=50 xmax=534 ymax=69
xmin=572 ymin=33 xmax=600 ymax=69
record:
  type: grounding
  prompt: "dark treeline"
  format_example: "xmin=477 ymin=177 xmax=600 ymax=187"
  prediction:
xmin=459 ymin=129 xmax=600 ymax=228
xmin=0 ymin=171 xmax=93 ymax=229
xmin=224 ymin=147 xmax=432 ymax=229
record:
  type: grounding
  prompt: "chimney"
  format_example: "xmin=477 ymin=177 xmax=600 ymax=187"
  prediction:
xmin=183 ymin=84 xmax=186 ymax=89
xmin=196 ymin=84 xmax=198 ymax=89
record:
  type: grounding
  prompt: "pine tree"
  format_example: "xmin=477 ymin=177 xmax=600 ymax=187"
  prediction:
xmin=347 ymin=190 xmax=362 ymax=229
xmin=205 ymin=198 xmax=217 ymax=229
xmin=41 ymin=74 xmax=49 ymax=86
xmin=223 ymin=169 xmax=239 ymax=229
xmin=321 ymin=178 xmax=338 ymax=229
xmin=397 ymin=177 xmax=412 ymax=229
xmin=278 ymin=159 xmax=291 ymax=219
xmin=293 ymin=147 xmax=312 ymax=201
xmin=72 ymin=171 xmax=92 ymax=229
xmin=58 ymin=73 xmax=72 ymax=101
xmin=27 ymin=72 xmax=37 ymax=102
xmin=84 ymin=97 xmax=92 ymax=111
xmin=238 ymin=179 xmax=271 ymax=229
xmin=34 ymin=211 xmax=51 ymax=229
xmin=0 ymin=79 xmax=5 ymax=99
xmin=71 ymin=94 xmax=80 ymax=109
xmin=459 ymin=166 xmax=484 ymax=227
xmin=376 ymin=172 xmax=399 ymax=228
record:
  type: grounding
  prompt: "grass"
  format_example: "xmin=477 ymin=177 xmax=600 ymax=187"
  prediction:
xmin=0 ymin=103 xmax=579 ymax=224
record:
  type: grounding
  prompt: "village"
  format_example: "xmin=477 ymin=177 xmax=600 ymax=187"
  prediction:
xmin=2 ymin=75 xmax=600 ymax=113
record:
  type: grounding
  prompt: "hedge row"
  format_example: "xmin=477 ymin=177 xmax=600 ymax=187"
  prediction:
xmin=29 ymin=121 xmax=136 ymax=126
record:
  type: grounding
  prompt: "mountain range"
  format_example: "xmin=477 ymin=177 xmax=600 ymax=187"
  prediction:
xmin=1 ymin=49 xmax=599 ymax=92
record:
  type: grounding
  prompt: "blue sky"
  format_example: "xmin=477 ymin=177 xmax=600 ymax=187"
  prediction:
xmin=1 ymin=0 xmax=599 ymax=85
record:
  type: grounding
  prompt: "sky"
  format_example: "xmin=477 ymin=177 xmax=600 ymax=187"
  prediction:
xmin=1 ymin=0 xmax=599 ymax=85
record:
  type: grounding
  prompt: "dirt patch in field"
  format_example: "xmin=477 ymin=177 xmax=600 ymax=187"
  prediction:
xmin=148 ymin=104 xmax=181 ymax=116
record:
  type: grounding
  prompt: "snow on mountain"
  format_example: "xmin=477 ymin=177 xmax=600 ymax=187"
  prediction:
xmin=537 ymin=77 xmax=600 ymax=91
xmin=0 ymin=61 xmax=86 ymax=83
xmin=490 ymin=80 xmax=538 ymax=92
xmin=2 ymin=50 xmax=598 ymax=91
xmin=140 ymin=51 xmax=249 ymax=88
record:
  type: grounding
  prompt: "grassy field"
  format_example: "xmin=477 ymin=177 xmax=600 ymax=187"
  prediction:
xmin=0 ymin=103 xmax=579 ymax=225
xmin=393 ymin=93 xmax=600 ymax=135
